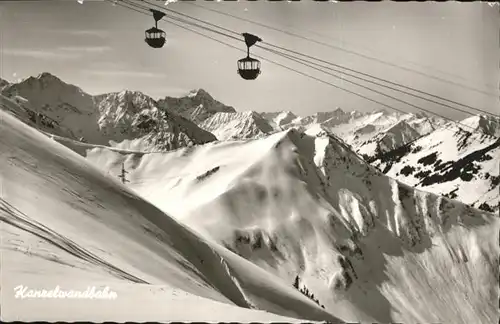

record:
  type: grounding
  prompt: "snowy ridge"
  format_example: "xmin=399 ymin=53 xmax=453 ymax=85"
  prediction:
xmin=370 ymin=122 xmax=500 ymax=213
xmin=76 ymin=125 xmax=497 ymax=323
xmin=199 ymin=111 xmax=276 ymax=141
xmin=157 ymin=88 xmax=237 ymax=124
xmin=0 ymin=108 xmax=340 ymax=323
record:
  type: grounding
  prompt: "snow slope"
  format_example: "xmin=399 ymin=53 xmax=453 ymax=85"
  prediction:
xmin=74 ymin=124 xmax=498 ymax=323
xmin=0 ymin=108 xmax=342 ymax=323
xmin=370 ymin=123 xmax=500 ymax=213
xmin=157 ymin=88 xmax=237 ymax=124
xmin=199 ymin=111 xmax=276 ymax=141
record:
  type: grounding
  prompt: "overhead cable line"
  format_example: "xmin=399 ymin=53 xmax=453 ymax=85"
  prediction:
xmin=119 ymin=0 xmax=496 ymax=137
xmin=139 ymin=0 xmax=499 ymax=118
xmin=262 ymin=46 xmax=494 ymax=123
xmin=111 ymin=0 xmax=498 ymax=138
xmin=134 ymin=0 xmax=500 ymax=124
xmin=183 ymin=1 xmax=499 ymax=98
xmin=111 ymin=0 xmax=426 ymax=119
xmin=258 ymin=46 xmax=496 ymax=119
xmin=261 ymin=46 xmax=498 ymax=138
xmin=260 ymin=42 xmax=499 ymax=118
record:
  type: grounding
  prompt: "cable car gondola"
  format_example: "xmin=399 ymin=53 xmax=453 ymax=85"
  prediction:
xmin=145 ymin=9 xmax=167 ymax=49
xmin=237 ymin=33 xmax=262 ymax=80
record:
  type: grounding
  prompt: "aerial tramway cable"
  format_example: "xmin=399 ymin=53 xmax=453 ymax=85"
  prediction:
xmin=109 ymin=0 xmax=499 ymax=138
xmin=110 ymin=0 xmax=420 ymax=116
xmin=184 ymin=1 xmax=499 ymax=98
xmin=138 ymin=0 xmax=498 ymax=119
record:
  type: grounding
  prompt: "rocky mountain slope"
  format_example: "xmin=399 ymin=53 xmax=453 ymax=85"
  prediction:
xmin=1 ymin=73 xmax=217 ymax=151
xmin=369 ymin=119 xmax=500 ymax=213
xmin=93 ymin=90 xmax=217 ymax=151
xmin=157 ymin=89 xmax=237 ymax=124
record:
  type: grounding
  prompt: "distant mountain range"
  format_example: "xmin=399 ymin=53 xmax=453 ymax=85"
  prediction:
xmin=1 ymin=73 xmax=217 ymax=151
xmin=1 ymin=72 xmax=498 ymax=212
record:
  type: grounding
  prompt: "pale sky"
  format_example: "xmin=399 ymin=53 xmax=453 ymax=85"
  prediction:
xmin=0 ymin=0 xmax=498 ymax=119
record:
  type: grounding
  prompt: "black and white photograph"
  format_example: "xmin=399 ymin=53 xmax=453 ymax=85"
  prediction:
xmin=0 ymin=0 xmax=499 ymax=323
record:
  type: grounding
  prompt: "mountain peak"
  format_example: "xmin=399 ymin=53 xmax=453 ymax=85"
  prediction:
xmin=159 ymin=88 xmax=236 ymax=123
xmin=37 ymin=71 xmax=59 ymax=79
xmin=116 ymin=89 xmax=151 ymax=99
xmin=33 ymin=72 xmax=66 ymax=85
xmin=188 ymin=88 xmax=213 ymax=100
xmin=332 ymin=107 xmax=345 ymax=114
xmin=16 ymin=72 xmax=83 ymax=94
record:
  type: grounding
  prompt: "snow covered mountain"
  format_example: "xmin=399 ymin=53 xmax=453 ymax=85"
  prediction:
xmin=157 ymin=88 xmax=237 ymax=124
xmin=199 ymin=111 xmax=276 ymax=141
xmin=64 ymin=120 xmax=498 ymax=323
xmin=356 ymin=119 xmax=422 ymax=158
xmin=261 ymin=108 xmax=448 ymax=158
xmin=460 ymin=114 xmax=500 ymax=137
xmin=1 ymin=73 xmax=217 ymax=151
xmin=2 ymin=71 xmax=493 ymax=216
xmin=1 ymin=72 xmax=105 ymax=143
xmin=260 ymin=110 xmax=306 ymax=129
xmin=369 ymin=121 xmax=500 ymax=213
xmin=1 ymin=108 xmax=342 ymax=323
xmin=198 ymin=107 xmax=432 ymax=146
xmin=262 ymin=109 xmax=498 ymax=213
